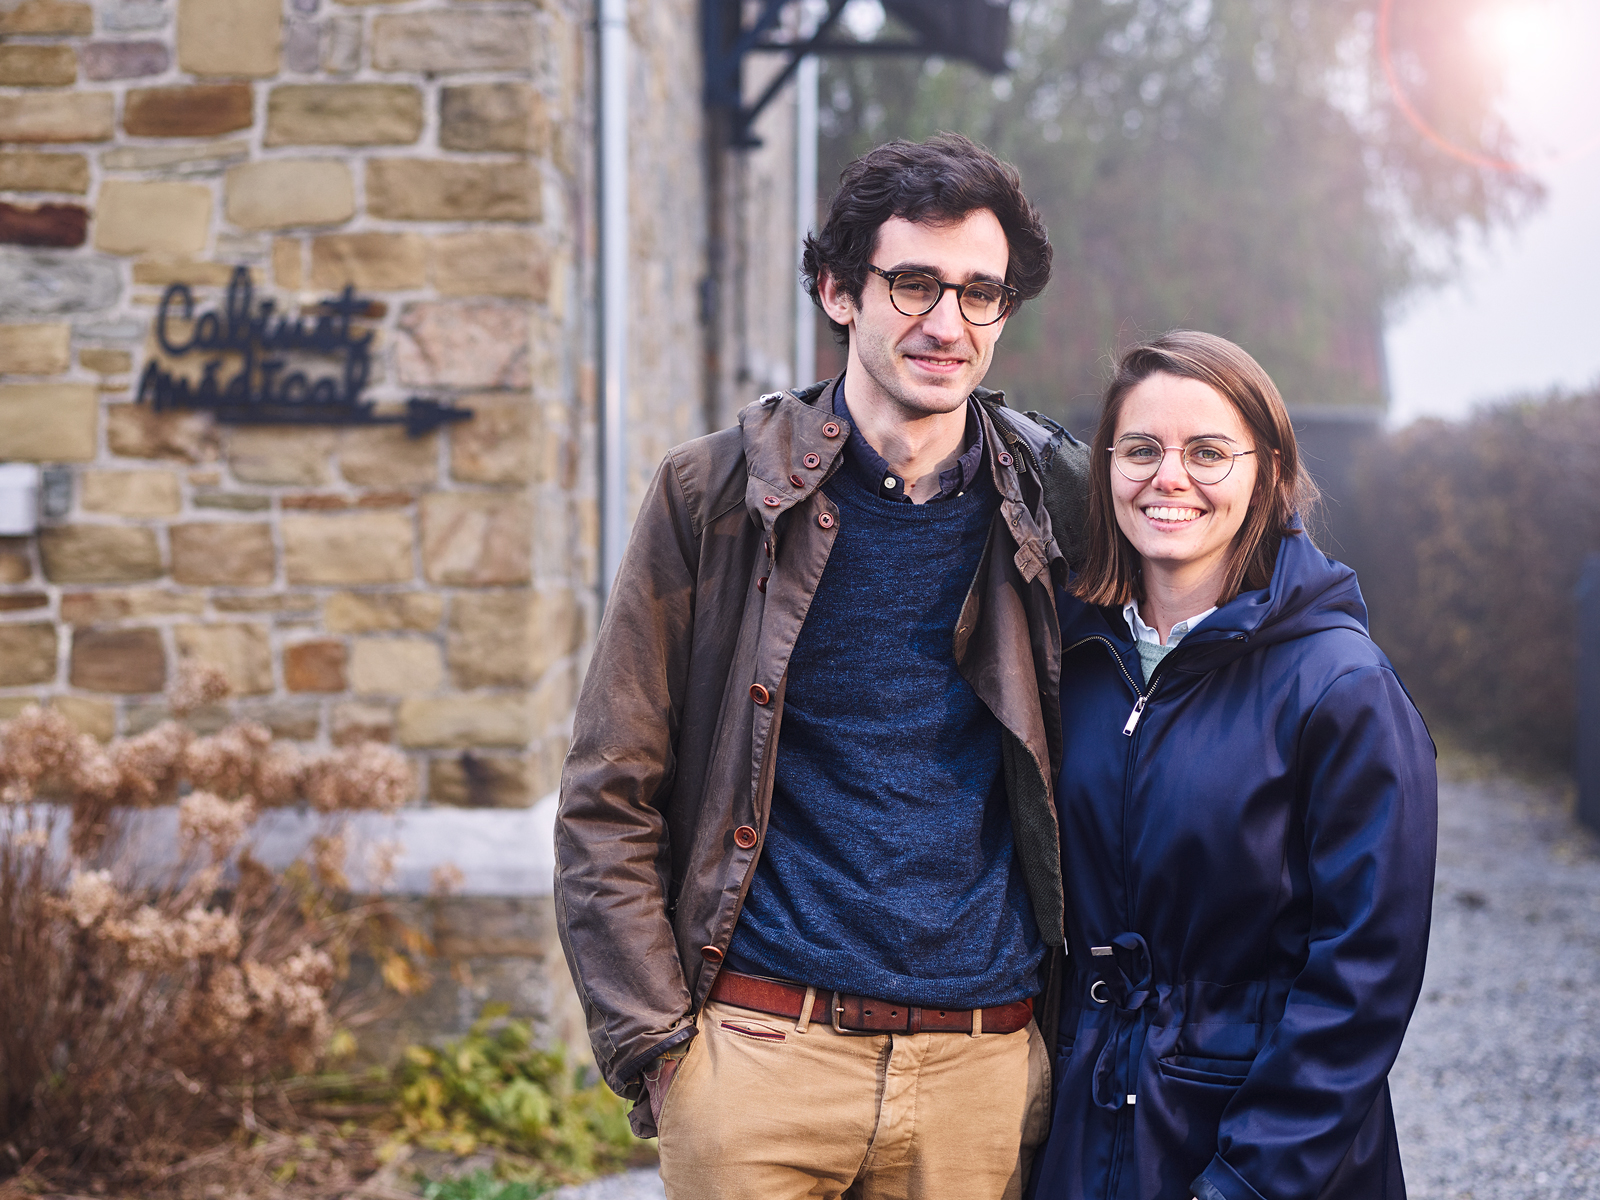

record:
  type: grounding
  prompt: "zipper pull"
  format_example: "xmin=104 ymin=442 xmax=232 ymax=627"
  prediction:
xmin=1122 ymin=695 xmax=1147 ymax=736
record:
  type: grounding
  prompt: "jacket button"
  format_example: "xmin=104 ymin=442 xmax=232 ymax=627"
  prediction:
xmin=821 ymin=421 xmax=841 ymax=438
xmin=818 ymin=512 xmax=835 ymax=529
xmin=998 ymin=451 xmax=1014 ymax=466
xmin=763 ymin=495 xmax=781 ymax=507
xmin=701 ymin=945 xmax=724 ymax=963
xmin=733 ymin=825 xmax=758 ymax=849
xmin=757 ymin=576 xmax=768 ymax=592
xmin=789 ymin=473 xmax=804 ymax=487
xmin=803 ymin=453 xmax=821 ymax=469
xmin=749 ymin=683 xmax=770 ymax=705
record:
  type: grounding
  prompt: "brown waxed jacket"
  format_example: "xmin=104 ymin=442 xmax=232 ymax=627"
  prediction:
xmin=554 ymin=378 xmax=1090 ymax=1134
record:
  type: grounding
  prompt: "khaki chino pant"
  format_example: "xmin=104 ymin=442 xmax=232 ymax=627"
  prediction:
xmin=657 ymin=998 xmax=1051 ymax=1200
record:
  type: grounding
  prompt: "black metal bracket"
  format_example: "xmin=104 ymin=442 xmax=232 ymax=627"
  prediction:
xmin=704 ymin=0 xmax=1013 ymax=149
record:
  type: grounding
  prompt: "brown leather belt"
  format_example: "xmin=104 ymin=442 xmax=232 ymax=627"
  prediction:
xmin=708 ymin=968 xmax=1034 ymax=1035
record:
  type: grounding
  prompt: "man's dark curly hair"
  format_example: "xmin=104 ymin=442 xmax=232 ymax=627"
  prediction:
xmin=801 ymin=133 xmax=1052 ymax=344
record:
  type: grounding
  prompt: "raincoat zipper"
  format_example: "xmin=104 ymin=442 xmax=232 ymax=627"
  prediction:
xmin=1064 ymin=634 xmax=1174 ymax=737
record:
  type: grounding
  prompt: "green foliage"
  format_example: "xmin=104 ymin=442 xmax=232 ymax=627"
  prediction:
xmin=817 ymin=0 xmax=1537 ymax=422
xmin=1346 ymin=386 xmax=1600 ymax=766
xmin=419 ymin=1169 xmax=551 ymax=1200
xmin=395 ymin=1004 xmax=640 ymax=1182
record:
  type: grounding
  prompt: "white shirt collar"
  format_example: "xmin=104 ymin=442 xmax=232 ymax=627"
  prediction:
xmin=1122 ymin=599 xmax=1217 ymax=648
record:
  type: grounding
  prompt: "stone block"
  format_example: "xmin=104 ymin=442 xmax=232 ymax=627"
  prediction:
xmin=322 ymin=14 xmax=360 ymax=74
xmin=323 ymin=591 xmax=442 ymax=633
xmin=0 ymin=592 xmax=46 ymax=611
xmin=428 ymin=752 xmax=531 ymax=809
xmin=101 ymin=0 xmax=167 ymax=32
xmin=225 ymin=159 xmax=354 ymax=230
xmin=0 ymin=201 xmax=87 ymax=248
xmin=253 ymin=700 xmax=320 ymax=740
xmin=447 ymin=590 xmax=527 ymax=688
xmin=94 ymin=181 xmax=211 ymax=257
xmin=0 ymin=539 xmax=31 ymax=583
xmin=366 ymin=160 xmax=538 ymax=223
xmin=0 ymin=0 xmax=91 ymax=34
xmin=123 ymin=86 xmax=254 ymax=138
xmin=267 ymin=84 xmax=422 ymax=146
xmin=54 ymin=695 xmax=114 ymax=740
xmin=132 ymin=260 xmax=245 ymax=287
xmin=70 ymin=627 xmax=165 ymax=693
xmin=397 ymin=695 xmax=529 ymax=749
xmin=0 ymin=383 xmax=96 ymax=460
xmin=272 ymin=238 xmax=303 ymax=290
xmin=170 ymin=522 xmax=275 ymax=585
xmin=0 ymin=623 xmax=57 ymax=686
xmin=309 ymin=232 xmax=425 ymax=292
xmin=101 ymin=139 xmax=250 ymax=172
xmin=0 ymin=323 xmax=70 ymax=375
xmin=106 ymin=404 xmax=216 ymax=462
xmin=0 ymin=253 xmax=119 ymax=318
xmin=396 ymin=303 xmax=529 ymax=391
xmin=81 ymin=469 xmax=181 ymax=516
xmin=332 ymin=700 xmax=393 ymax=745
xmin=349 ymin=636 xmax=442 ymax=695
xmin=431 ymin=232 xmax=546 ymax=301
xmin=227 ymin=428 xmax=333 ymax=485
xmin=283 ymin=511 xmax=413 ymax=585
xmin=60 ymin=589 xmax=205 ymax=623
xmin=194 ymin=491 xmax=269 ymax=511
xmin=285 ymin=638 xmax=347 ymax=692
xmin=421 ymin=493 xmax=531 ymax=587
xmin=439 ymin=83 xmax=545 ymax=153
xmin=450 ymin=587 xmax=577 ymax=688
xmin=449 ymin=394 xmax=532 ymax=486
xmin=0 ymin=152 xmax=88 ymax=193
xmin=283 ymin=17 xmax=318 ymax=73
xmin=0 ymin=93 xmax=113 ymax=144
xmin=178 ymin=0 xmax=281 ymax=77
xmin=213 ymin=592 xmax=315 ymax=615
xmin=176 ymin=624 xmax=273 ymax=695
xmin=371 ymin=13 xmax=533 ymax=73
xmin=81 ymin=40 xmax=168 ymax=80
xmin=0 ymin=44 xmax=77 ymax=85
xmin=432 ymin=896 xmax=546 ymax=957
xmin=79 ymin=348 xmax=132 ymax=375
xmin=337 ymin=425 xmax=436 ymax=490
xmin=40 ymin=525 xmax=162 ymax=583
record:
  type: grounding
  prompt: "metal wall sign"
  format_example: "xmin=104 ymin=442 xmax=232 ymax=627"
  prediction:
xmin=135 ymin=266 xmax=473 ymax=438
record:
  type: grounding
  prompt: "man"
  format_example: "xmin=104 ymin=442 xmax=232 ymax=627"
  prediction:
xmin=555 ymin=133 xmax=1088 ymax=1199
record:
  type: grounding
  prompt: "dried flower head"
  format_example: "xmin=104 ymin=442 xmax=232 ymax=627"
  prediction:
xmin=254 ymin=742 xmax=306 ymax=807
xmin=310 ymin=832 xmax=348 ymax=891
xmin=0 ymin=705 xmax=77 ymax=787
xmin=367 ymin=838 xmax=402 ymax=890
xmin=185 ymin=721 xmax=272 ymax=798
xmin=178 ymin=791 xmax=257 ymax=860
xmin=111 ymin=720 xmax=191 ymax=806
xmin=64 ymin=869 xmax=121 ymax=928
xmin=169 ymin=660 xmax=233 ymax=716
xmin=304 ymin=742 xmax=413 ymax=813
xmin=106 ymin=904 xmax=242 ymax=968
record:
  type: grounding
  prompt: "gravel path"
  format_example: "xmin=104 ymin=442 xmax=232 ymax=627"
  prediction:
xmin=1390 ymin=771 xmax=1600 ymax=1198
xmin=551 ymin=771 xmax=1600 ymax=1200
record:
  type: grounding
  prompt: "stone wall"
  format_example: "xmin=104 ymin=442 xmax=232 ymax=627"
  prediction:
xmin=0 ymin=0 xmax=800 ymax=1057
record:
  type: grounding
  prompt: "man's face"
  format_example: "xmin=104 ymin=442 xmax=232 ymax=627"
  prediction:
xmin=820 ymin=210 xmax=1011 ymax=419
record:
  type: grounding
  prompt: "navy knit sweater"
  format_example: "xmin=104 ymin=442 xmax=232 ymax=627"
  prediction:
xmin=727 ymin=463 xmax=1044 ymax=1008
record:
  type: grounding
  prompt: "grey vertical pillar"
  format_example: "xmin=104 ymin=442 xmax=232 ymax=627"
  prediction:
xmin=1578 ymin=554 xmax=1600 ymax=834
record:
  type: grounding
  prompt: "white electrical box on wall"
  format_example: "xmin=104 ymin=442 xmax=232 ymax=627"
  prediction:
xmin=0 ymin=463 xmax=41 ymax=536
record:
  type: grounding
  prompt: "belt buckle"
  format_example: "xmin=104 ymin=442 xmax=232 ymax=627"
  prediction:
xmin=831 ymin=991 xmax=886 ymax=1036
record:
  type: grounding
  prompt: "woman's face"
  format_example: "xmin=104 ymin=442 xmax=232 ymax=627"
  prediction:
xmin=1110 ymin=371 xmax=1259 ymax=594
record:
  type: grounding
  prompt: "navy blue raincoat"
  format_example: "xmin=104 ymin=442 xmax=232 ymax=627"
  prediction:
xmin=1032 ymin=531 xmax=1437 ymax=1200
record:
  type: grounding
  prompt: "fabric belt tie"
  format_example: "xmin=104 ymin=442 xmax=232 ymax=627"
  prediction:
xmin=1090 ymin=931 xmax=1155 ymax=1112
xmin=708 ymin=969 xmax=1034 ymax=1035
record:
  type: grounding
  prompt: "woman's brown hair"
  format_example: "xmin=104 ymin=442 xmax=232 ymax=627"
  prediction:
xmin=1073 ymin=330 xmax=1319 ymax=608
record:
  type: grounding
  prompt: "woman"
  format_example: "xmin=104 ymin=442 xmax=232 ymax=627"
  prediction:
xmin=1032 ymin=331 xmax=1436 ymax=1200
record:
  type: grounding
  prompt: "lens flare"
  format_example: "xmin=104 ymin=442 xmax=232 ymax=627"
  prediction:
xmin=1379 ymin=0 xmax=1600 ymax=172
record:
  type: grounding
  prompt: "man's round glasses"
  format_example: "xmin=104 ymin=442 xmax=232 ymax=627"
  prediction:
xmin=867 ymin=264 xmax=1017 ymax=327
xmin=1109 ymin=436 xmax=1256 ymax=485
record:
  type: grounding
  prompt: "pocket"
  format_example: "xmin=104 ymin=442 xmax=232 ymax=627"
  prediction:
xmin=718 ymin=1018 xmax=786 ymax=1043
xmin=1155 ymin=1053 xmax=1252 ymax=1086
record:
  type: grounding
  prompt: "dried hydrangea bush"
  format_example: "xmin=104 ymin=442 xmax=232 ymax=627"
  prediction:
xmin=0 ymin=667 xmax=424 ymax=1177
